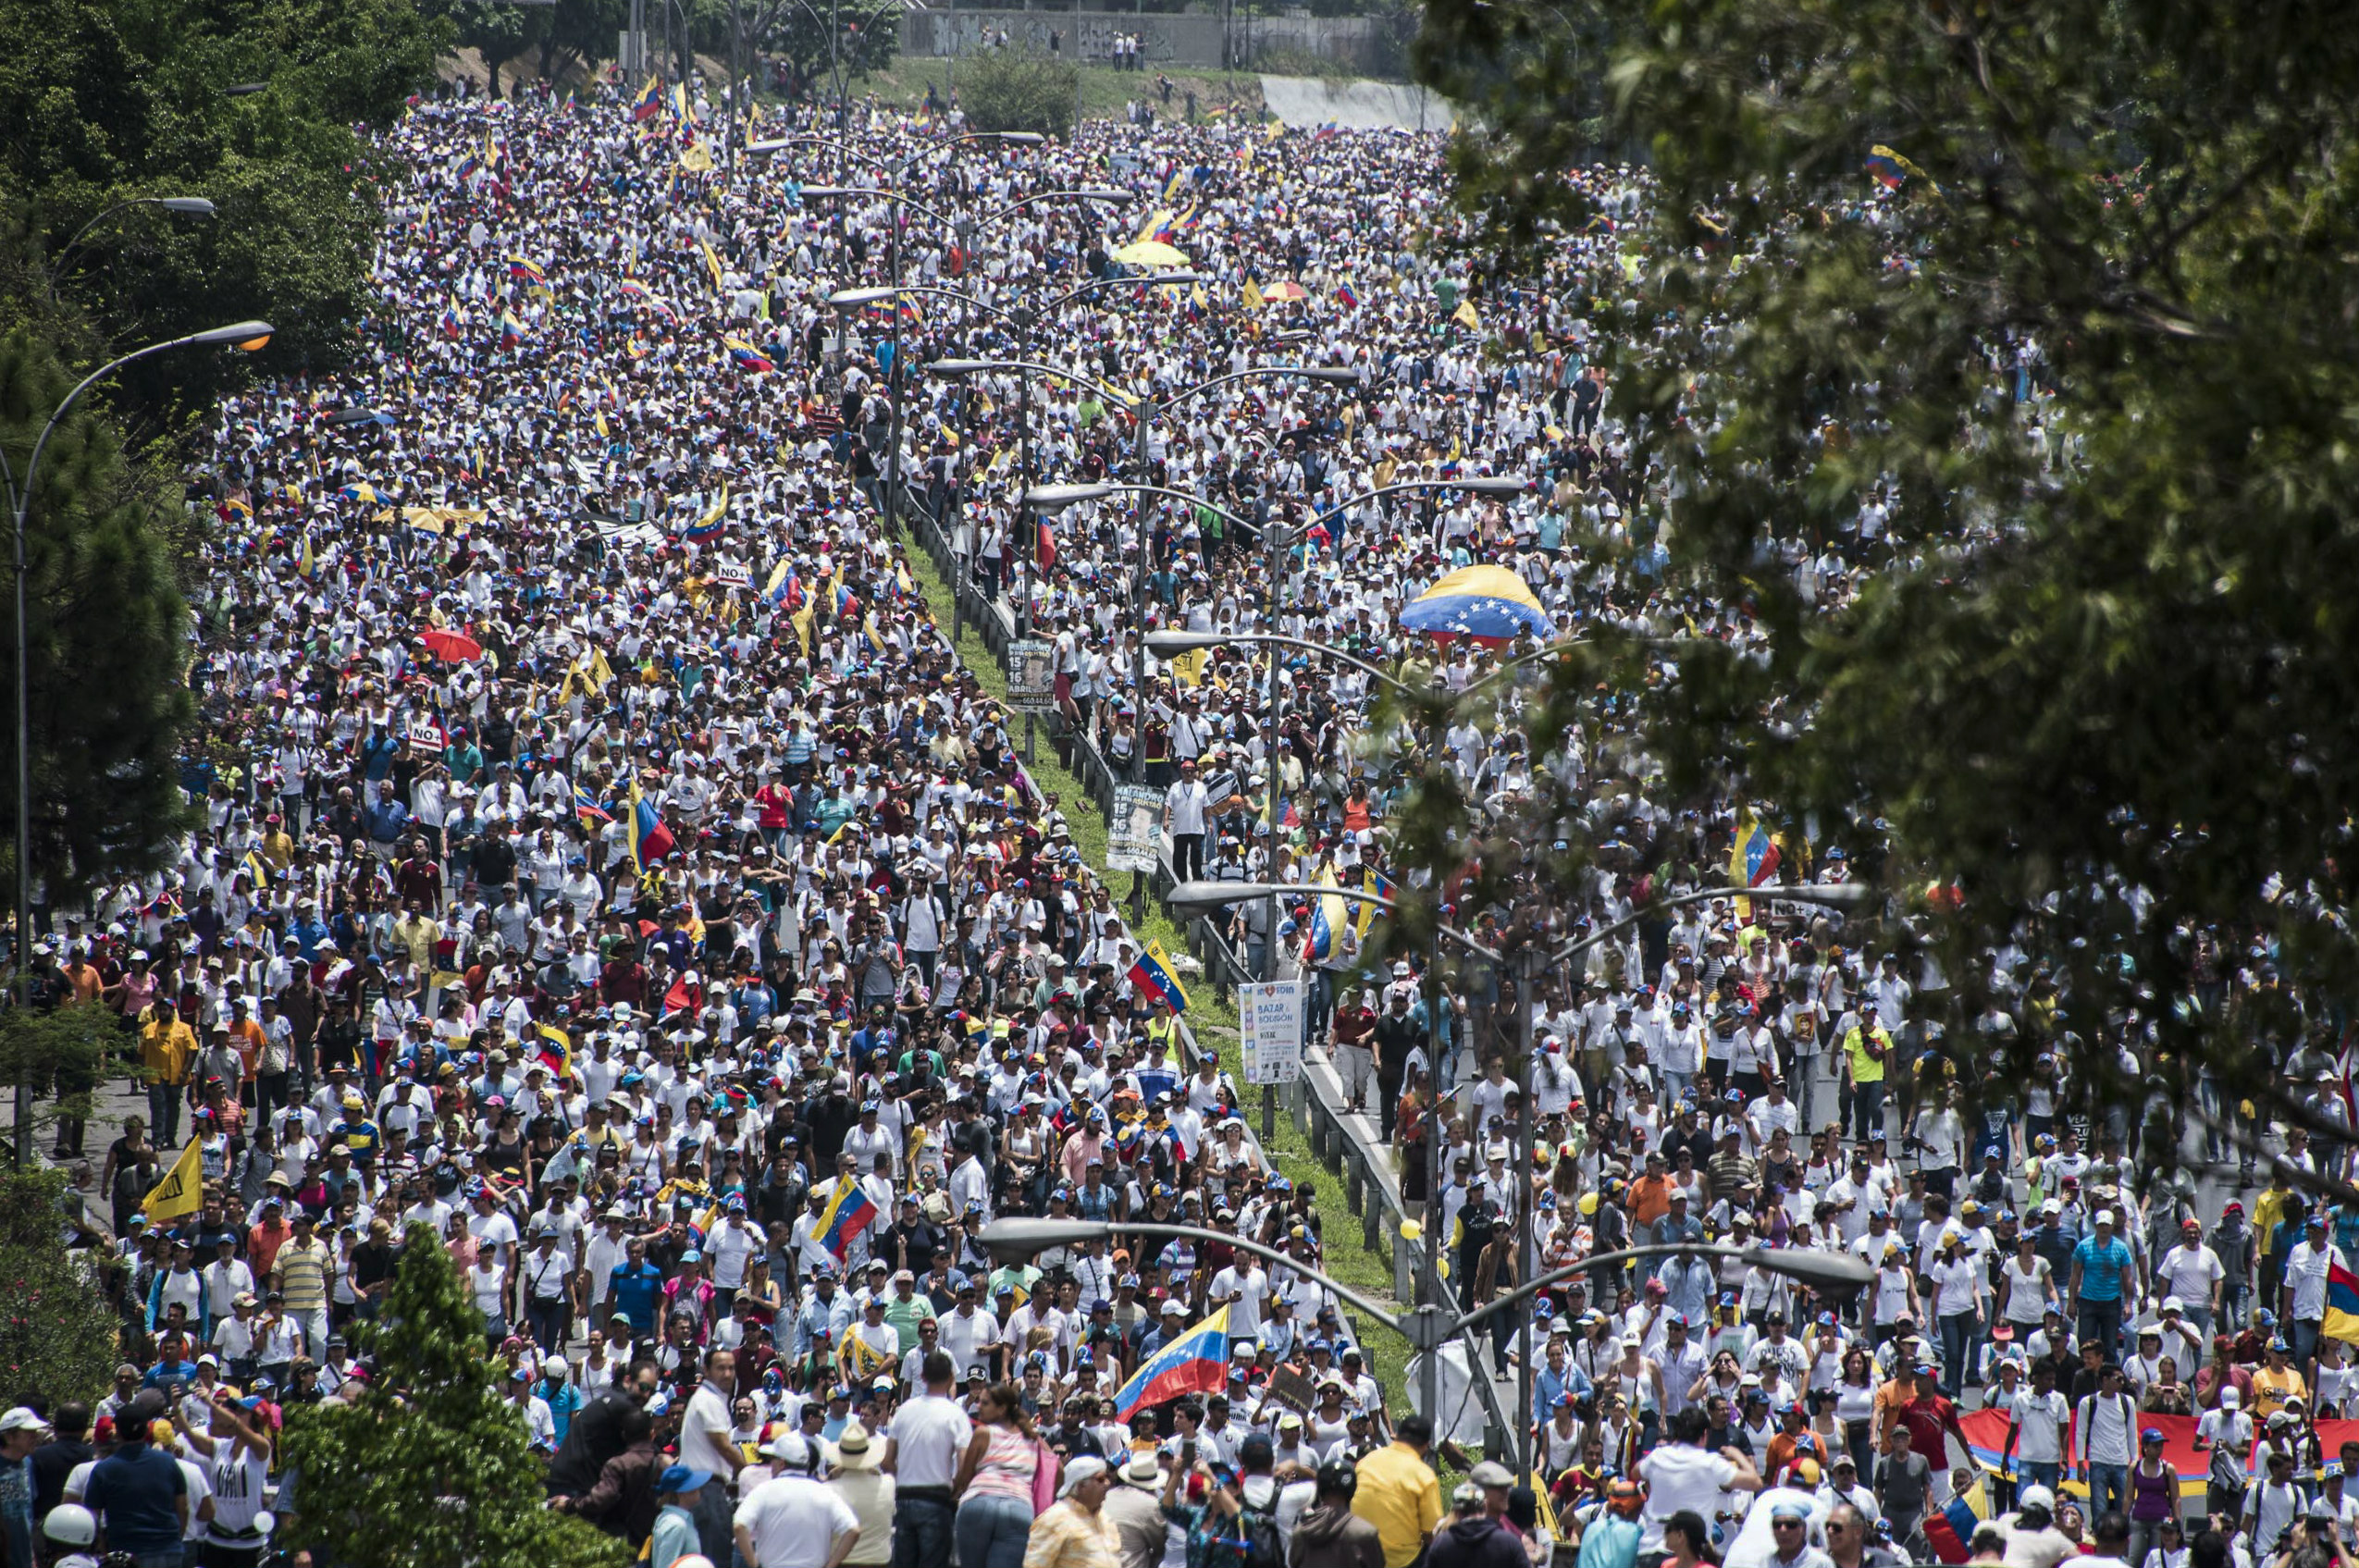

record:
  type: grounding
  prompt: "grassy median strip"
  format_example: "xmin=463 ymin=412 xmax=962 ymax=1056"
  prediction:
xmin=905 ymin=546 xmax=1419 ymax=1430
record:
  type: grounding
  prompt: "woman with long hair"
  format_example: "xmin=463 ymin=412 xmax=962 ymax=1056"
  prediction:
xmin=951 ymin=1380 xmax=1044 ymax=1568
xmin=1662 ymin=1509 xmax=1717 ymax=1568
xmin=1834 ymin=1345 xmax=1879 ymax=1477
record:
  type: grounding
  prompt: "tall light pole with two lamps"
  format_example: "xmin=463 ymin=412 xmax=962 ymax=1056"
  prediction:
xmin=1023 ymin=479 xmax=1527 ymax=1073
xmin=1161 ymin=870 xmax=1876 ymax=1468
xmin=747 ymin=132 xmax=1120 ymax=534
xmin=974 ymin=1214 xmax=1872 ymax=1466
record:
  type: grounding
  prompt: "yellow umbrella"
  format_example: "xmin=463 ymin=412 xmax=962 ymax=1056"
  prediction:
xmin=1111 ymin=241 xmax=1190 ymax=267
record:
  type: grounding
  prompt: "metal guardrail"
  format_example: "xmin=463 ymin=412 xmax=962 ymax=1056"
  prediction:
xmin=893 ymin=485 xmax=1229 ymax=1078
xmin=895 ymin=485 xmax=1520 ymax=1436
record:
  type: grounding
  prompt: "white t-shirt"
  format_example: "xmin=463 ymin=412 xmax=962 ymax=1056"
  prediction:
xmin=2009 ymin=1389 xmax=2070 ymax=1464
xmin=1638 ymin=1443 xmax=1737 ymax=1552
xmin=2157 ymin=1245 xmax=2224 ymax=1306
xmin=735 ymin=1474 xmax=861 ymax=1568
xmin=681 ymin=1380 xmax=742 ymax=1483
xmin=885 ymin=1394 xmax=973 ymax=1488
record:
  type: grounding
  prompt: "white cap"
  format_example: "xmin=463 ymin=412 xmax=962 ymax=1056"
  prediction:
xmin=0 ymin=1407 xmax=48 ymax=1435
xmin=2094 ymin=1208 xmax=2117 ymax=1226
xmin=2222 ymin=1388 xmax=2242 ymax=1407
xmin=2162 ymin=1295 xmax=2184 ymax=1313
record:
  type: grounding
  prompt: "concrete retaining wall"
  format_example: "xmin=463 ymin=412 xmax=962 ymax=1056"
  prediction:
xmin=897 ymin=9 xmax=1400 ymax=74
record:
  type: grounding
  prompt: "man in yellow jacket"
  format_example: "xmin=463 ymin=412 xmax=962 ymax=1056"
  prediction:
xmin=1841 ymin=999 xmax=1895 ymax=1144
xmin=141 ymin=1000 xmax=196 ymax=1146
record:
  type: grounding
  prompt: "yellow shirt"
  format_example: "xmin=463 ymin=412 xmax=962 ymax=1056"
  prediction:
xmin=142 ymin=1017 xmax=196 ymax=1087
xmin=1353 ymin=1440 xmax=1443 ymax=1568
xmin=2253 ymin=1365 xmax=2307 ymax=1424
xmin=1843 ymin=1025 xmax=1891 ymax=1085
xmin=1020 ymin=1498 xmax=1120 ymax=1568
xmin=2254 ymin=1188 xmax=2295 ymax=1257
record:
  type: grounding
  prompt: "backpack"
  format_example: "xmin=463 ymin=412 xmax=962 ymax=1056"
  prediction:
xmin=1239 ymin=1490 xmax=1286 ymax=1568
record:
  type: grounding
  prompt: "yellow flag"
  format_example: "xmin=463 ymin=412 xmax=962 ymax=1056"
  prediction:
xmin=1374 ymin=456 xmax=1397 ymax=488
xmin=1451 ymin=299 xmax=1481 ymax=330
xmin=142 ymin=1141 xmax=206 ymax=1222
xmin=702 ymin=239 xmax=725 ymax=293
xmin=594 ymin=409 xmax=609 ymax=438
xmin=679 ymin=139 xmax=715 ymax=173
xmin=844 ymin=1334 xmax=894 ymax=1378
xmin=1241 ymin=278 xmax=1266 ymax=312
xmin=1134 ymin=209 xmax=1174 ymax=246
xmin=791 ymin=600 xmax=817 ymax=657
xmin=699 ymin=481 xmax=729 ymax=531
xmin=1168 ymin=647 xmax=1209 ymax=687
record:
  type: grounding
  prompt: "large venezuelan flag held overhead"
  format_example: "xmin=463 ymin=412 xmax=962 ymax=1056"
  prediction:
xmin=1400 ymin=564 xmax=1556 ymax=646
xmin=1113 ymin=1304 xmax=1232 ymax=1420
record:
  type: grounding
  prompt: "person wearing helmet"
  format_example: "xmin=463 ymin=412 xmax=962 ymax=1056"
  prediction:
xmin=42 ymin=1503 xmax=101 ymax=1568
xmin=1291 ymin=1461 xmax=1383 ymax=1568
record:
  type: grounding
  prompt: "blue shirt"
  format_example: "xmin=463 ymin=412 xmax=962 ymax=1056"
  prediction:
xmin=537 ymin=1379 xmax=583 ymax=1444
xmin=609 ymin=1262 xmax=665 ymax=1333
xmin=83 ymin=1444 xmax=189 ymax=1554
xmin=1534 ymin=1361 xmax=1595 ymax=1424
xmin=142 ymin=1358 xmax=202 ymax=1390
xmin=2073 ymin=1234 xmax=2134 ymax=1303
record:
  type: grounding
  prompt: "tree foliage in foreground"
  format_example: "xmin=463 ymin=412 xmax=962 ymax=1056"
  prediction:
xmin=280 ymin=1228 xmax=625 ymax=1568
xmin=1399 ymin=0 xmax=2359 ymax=1155
xmin=0 ymin=1167 xmax=120 ymax=1409
xmin=0 ymin=333 xmax=197 ymax=902
xmin=0 ymin=0 xmax=448 ymax=383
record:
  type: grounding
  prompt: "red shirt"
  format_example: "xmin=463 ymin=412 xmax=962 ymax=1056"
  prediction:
xmin=1897 ymin=1392 xmax=1957 ymax=1459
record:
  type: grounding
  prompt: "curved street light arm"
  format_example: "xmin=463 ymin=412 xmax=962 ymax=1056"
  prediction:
xmin=20 ymin=328 xmax=261 ymax=527
xmin=974 ymin=1222 xmax=1870 ymax=1356
xmin=49 ymin=196 xmax=214 ymax=303
xmin=1550 ymin=880 xmax=1871 ymax=969
xmin=1439 ymin=1241 xmax=1872 ymax=1342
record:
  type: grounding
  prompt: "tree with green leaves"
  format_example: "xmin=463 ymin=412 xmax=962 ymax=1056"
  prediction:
xmin=280 ymin=1227 xmax=627 ymax=1568
xmin=0 ymin=1166 xmax=121 ymax=1408
xmin=1397 ymin=0 xmax=2359 ymax=1154
xmin=435 ymin=0 xmax=550 ymax=98
xmin=957 ymin=47 xmax=1078 ymax=140
xmin=0 ymin=1001 xmax=115 ymax=1160
xmin=0 ymin=0 xmax=450 ymax=377
xmin=0 ymin=332 xmax=197 ymax=907
xmin=758 ymin=0 xmax=901 ymax=107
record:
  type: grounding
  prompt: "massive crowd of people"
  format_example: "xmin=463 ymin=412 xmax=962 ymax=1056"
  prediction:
xmin=2 ymin=54 xmax=2348 ymax=1568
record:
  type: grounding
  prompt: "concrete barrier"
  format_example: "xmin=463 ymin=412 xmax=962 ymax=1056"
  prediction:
xmin=1257 ymin=73 xmax=1458 ymax=131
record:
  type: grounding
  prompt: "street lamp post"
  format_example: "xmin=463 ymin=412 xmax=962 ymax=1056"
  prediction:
xmin=976 ymin=1217 xmax=1871 ymax=1459
xmin=4 ymin=320 xmax=273 ymax=1165
xmin=929 ymin=359 xmax=1352 ymax=766
xmin=1165 ymin=874 xmax=1875 ymax=1464
xmin=47 ymin=197 xmax=216 ymax=305
xmin=1028 ymin=475 xmax=1526 ymax=1142
xmin=832 ymin=275 xmax=1201 ymax=648
xmin=752 ymin=132 xmax=1053 ymax=548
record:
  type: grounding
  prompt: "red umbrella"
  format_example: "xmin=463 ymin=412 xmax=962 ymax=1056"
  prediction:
xmin=419 ymin=627 xmax=484 ymax=662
